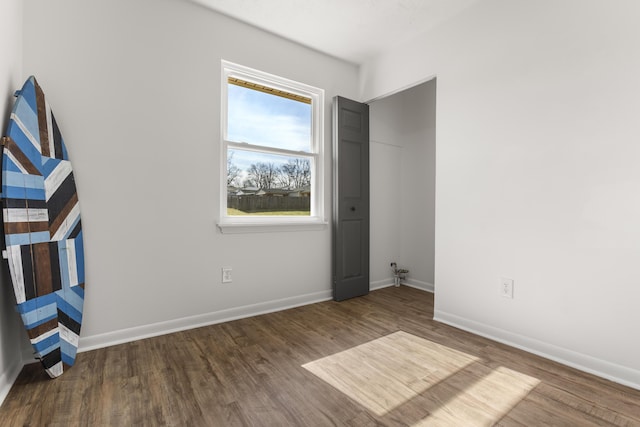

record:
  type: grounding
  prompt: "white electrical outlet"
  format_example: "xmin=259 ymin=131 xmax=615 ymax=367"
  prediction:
xmin=501 ymin=277 xmax=514 ymax=299
xmin=222 ymin=267 xmax=232 ymax=283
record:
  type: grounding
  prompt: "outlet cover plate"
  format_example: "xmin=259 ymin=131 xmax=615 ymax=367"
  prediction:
xmin=222 ymin=267 xmax=232 ymax=283
xmin=501 ymin=277 xmax=514 ymax=299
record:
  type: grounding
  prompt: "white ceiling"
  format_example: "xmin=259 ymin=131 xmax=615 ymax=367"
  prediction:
xmin=189 ymin=0 xmax=480 ymax=64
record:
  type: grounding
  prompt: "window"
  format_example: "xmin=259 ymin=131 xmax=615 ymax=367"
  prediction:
xmin=218 ymin=61 xmax=325 ymax=233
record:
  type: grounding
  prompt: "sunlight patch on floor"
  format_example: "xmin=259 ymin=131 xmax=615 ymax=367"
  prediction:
xmin=302 ymin=331 xmax=479 ymax=416
xmin=302 ymin=331 xmax=540 ymax=424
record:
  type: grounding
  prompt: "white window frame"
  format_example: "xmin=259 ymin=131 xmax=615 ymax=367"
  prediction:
xmin=217 ymin=60 xmax=326 ymax=234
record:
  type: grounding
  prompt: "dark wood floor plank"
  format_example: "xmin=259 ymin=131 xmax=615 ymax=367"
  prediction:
xmin=1 ymin=286 xmax=639 ymax=426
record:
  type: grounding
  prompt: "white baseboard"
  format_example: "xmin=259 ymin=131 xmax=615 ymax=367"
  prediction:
xmin=370 ymin=279 xmax=434 ymax=293
xmin=434 ymin=309 xmax=640 ymax=391
xmin=403 ymin=279 xmax=434 ymax=293
xmin=370 ymin=279 xmax=394 ymax=290
xmin=79 ymin=289 xmax=333 ymax=353
xmin=0 ymin=359 xmax=23 ymax=407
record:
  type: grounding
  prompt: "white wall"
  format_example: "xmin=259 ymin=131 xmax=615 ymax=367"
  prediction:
xmin=370 ymin=80 xmax=436 ymax=291
xmin=22 ymin=0 xmax=359 ymax=350
xmin=369 ymin=137 xmax=402 ymax=288
xmin=362 ymin=0 xmax=640 ymax=388
xmin=0 ymin=0 xmax=26 ymax=403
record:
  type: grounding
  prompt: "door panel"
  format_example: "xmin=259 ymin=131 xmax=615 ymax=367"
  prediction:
xmin=333 ymin=96 xmax=369 ymax=301
xmin=341 ymin=140 xmax=362 ymax=197
xmin=342 ymin=220 xmax=362 ymax=278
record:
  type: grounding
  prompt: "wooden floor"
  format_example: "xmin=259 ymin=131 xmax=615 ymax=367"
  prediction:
xmin=1 ymin=286 xmax=640 ymax=426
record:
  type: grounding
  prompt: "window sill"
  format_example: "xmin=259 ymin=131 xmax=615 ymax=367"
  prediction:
xmin=217 ymin=218 xmax=328 ymax=234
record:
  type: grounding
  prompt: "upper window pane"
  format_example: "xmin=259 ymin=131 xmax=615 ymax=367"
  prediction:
xmin=227 ymin=79 xmax=312 ymax=152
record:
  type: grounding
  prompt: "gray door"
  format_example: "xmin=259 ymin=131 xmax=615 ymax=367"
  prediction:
xmin=332 ymin=96 xmax=369 ymax=301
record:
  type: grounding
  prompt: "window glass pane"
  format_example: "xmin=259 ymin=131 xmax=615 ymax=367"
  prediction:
xmin=227 ymin=149 xmax=311 ymax=216
xmin=227 ymin=83 xmax=312 ymax=152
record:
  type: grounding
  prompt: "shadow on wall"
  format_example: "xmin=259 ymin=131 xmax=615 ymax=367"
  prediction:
xmin=0 ymin=265 xmax=23 ymax=363
xmin=1 ymin=81 xmax=31 ymax=374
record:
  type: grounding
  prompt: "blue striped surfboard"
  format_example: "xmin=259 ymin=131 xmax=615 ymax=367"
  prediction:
xmin=1 ymin=76 xmax=85 ymax=378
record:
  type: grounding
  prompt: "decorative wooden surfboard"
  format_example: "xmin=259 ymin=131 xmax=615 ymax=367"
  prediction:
xmin=1 ymin=76 xmax=85 ymax=378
